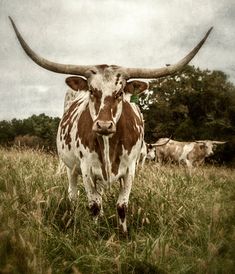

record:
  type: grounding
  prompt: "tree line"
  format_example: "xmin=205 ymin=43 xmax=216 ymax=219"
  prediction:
xmin=140 ymin=66 xmax=235 ymax=165
xmin=0 ymin=66 xmax=234 ymax=165
xmin=0 ymin=114 xmax=60 ymax=151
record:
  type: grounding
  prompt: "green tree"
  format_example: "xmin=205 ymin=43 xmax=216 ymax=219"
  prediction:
xmin=141 ymin=65 xmax=235 ymax=165
xmin=0 ymin=114 xmax=60 ymax=151
xmin=0 ymin=120 xmax=14 ymax=145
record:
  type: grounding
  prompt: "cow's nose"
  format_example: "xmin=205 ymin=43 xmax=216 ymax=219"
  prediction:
xmin=97 ymin=121 xmax=113 ymax=130
xmin=93 ymin=120 xmax=116 ymax=135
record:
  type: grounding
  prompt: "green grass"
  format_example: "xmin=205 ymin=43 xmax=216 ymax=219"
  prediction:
xmin=0 ymin=147 xmax=234 ymax=274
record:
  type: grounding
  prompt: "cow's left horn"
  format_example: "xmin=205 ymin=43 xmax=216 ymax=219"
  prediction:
xmin=9 ymin=17 xmax=91 ymax=76
xmin=124 ymin=27 xmax=213 ymax=79
xmin=152 ymin=138 xmax=171 ymax=147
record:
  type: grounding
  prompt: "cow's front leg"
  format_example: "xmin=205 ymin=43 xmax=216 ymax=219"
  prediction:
xmin=82 ymin=176 xmax=103 ymax=222
xmin=117 ymin=174 xmax=133 ymax=234
xmin=185 ymin=159 xmax=193 ymax=176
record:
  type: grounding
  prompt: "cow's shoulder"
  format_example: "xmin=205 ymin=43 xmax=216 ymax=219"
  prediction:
xmin=64 ymin=89 xmax=78 ymax=112
xmin=76 ymin=106 xmax=97 ymax=150
xmin=116 ymin=102 xmax=143 ymax=152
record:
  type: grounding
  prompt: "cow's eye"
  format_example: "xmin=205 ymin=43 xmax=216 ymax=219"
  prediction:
xmin=115 ymin=91 xmax=123 ymax=99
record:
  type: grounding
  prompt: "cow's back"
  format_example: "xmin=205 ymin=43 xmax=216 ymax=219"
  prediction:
xmin=156 ymin=140 xmax=184 ymax=163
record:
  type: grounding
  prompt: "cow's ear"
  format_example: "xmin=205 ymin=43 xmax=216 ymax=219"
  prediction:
xmin=65 ymin=76 xmax=88 ymax=91
xmin=124 ymin=80 xmax=148 ymax=95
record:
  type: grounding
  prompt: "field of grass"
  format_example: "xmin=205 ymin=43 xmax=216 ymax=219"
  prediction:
xmin=0 ymin=147 xmax=234 ymax=274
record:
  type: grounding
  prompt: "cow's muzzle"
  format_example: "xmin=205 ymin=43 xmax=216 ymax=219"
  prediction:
xmin=92 ymin=120 xmax=116 ymax=135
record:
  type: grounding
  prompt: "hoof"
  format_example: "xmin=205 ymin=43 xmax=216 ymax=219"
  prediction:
xmin=68 ymin=190 xmax=79 ymax=202
xmin=90 ymin=201 xmax=101 ymax=217
xmin=117 ymin=203 xmax=127 ymax=223
xmin=119 ymin=224 xmax=128 ymax=238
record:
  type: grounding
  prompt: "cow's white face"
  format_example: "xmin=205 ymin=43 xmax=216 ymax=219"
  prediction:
xmin=87 ymin=68 xmax=126 ymax=135
xmin=204 ymin=141 xmax=214 ymax=156
xmin=66 ymin=65 xmax=148 ymax=136
xmin=146 ymin=145 xmax=156 ymax=160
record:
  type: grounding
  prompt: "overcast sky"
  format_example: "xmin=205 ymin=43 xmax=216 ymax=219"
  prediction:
xmin=1 ymin=0 xmax=235 ymax=120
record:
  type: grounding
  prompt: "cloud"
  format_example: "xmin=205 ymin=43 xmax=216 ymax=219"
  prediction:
xmin=1 ymin=0 xmax=235 ymax=119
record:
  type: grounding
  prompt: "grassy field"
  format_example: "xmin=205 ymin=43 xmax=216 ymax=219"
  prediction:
xmin=0 ymin=147 xmax=234 ymax=274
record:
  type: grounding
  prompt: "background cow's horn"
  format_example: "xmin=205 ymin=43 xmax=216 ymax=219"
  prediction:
xmin=124 ymin=27 xmax=213 ymax=79
xmin=9 ymin=17 xmax=91 ymax=77
xmin=153 ymin=138 xmax=171 ymax=147
xmin=212 ymin=141 xmax=226 ymax=144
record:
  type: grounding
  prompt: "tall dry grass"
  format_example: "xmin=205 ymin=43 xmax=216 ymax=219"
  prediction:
xmin=0 ymin=147 xmax=234 ymax=273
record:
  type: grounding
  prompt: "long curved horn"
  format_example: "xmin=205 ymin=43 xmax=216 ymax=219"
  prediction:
xmin=9 ymin=17 xmax=91 ymax=76
xmin=212 ymin=141 xmax=226 ymax=144
xmin=124 ymin=27 xmax=213 ymax=79
xmin=152 ymin=138 xmax=171 ymax=147
xmin=196 ymin=140 xmax=226 ymax=145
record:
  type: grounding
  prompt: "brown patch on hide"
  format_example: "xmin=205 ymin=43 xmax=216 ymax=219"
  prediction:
xmin=75 ymin=93 xmax=143 ymax=178
xmin=187 ymin=143 xmax=206 ymax=165
xmin=95 ymin=95 xmax=117 ymax=122
xmin=108 ymin=101 xmax=143 ymax=175
xmin=76 ymin=107 xmax=107 ymax=180
xmin=90 ymin=88 xmax=102 ymax=115
xmin=118 ymin=101 xmax=143 ymax=153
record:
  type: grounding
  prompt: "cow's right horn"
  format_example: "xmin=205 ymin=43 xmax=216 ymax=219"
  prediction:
xmin=9 ymin=17 xmax=91 ymax=77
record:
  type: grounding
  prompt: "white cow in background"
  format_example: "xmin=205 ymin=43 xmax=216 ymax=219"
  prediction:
xmin=147 ymin=138 xmax=226 ymax=170
xmin=137 ymin=139 xmax=172 ymax=168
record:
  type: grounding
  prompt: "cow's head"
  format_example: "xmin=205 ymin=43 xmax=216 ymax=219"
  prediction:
xmin=9 ymin=17 xmax=212 ymax=136
xmin=196 ymin=140 xmax=226 ymax=157
xmin=146 ymin=144 xmax=156 ymax=160
xmin=65 ymin=67 xmax=147 ymax=135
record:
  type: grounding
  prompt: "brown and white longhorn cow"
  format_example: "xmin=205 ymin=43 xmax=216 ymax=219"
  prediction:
xmin=10 ymin=17 xmax=212 ymax=233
